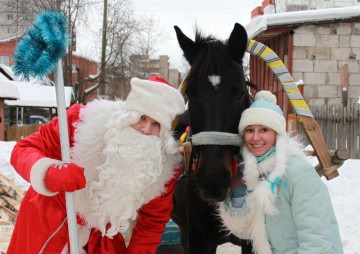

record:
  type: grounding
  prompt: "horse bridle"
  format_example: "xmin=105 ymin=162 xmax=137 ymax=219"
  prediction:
xmin=191 ymin=131 xmax=242 ymax=146
xmin=180 ymin=130 xmax=243 ymax=176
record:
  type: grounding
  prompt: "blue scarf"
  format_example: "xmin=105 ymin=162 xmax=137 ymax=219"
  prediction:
xmin=256 ymin=146 xmax=276 ymax=163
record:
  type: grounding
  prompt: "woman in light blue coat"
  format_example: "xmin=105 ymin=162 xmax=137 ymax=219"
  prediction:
xmin=219 ymin=91 xmax=343 ymax=254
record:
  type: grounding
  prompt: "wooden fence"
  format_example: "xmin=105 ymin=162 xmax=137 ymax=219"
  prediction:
xmin=297 ymin=102 xmax=360 ymax=159
xmin=5 ymin=124 xmax=42 ymax=142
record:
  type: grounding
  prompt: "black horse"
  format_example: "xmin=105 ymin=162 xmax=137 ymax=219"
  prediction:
xmin=171 ymin=23 xmax=255 ymax=254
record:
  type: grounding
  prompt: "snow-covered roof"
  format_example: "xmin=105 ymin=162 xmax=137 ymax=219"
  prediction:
xmin=5 ymin=83 xmax=73 ymax=108
xmin=0 ymin=64 xmax=20 ymax=99
xmin=0 ymin=64 xmax=73 ymax=108
xmin=246 ymin=6 xmax=360 ymax=39
xmin=0 ymin=79 xmax=20 ymax=100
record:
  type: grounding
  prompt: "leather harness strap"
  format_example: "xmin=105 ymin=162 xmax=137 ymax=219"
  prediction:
xmin=178 ymin=141 xmax=192 ymax=173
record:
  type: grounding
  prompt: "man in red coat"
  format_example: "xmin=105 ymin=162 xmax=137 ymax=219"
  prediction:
xmin=7 ymin=76 xmax=186 ymax=254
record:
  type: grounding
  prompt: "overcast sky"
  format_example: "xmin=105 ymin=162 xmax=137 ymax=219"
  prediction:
xmin=133 ymin=0 xmax=262 ymax=69
xmin=76 ymin=0 xmax=263 ymax=71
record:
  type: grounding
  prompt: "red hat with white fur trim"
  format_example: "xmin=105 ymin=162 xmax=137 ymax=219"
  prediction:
xmin=124 ymin=77 xmax=186 ymax=130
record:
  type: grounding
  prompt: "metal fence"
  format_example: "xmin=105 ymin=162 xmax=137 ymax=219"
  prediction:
xmin=297 ymin=102 xmax=360 ymax=159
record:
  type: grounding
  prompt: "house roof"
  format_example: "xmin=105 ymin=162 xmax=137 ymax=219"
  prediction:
xmin=0 ymin=79 xmax=19 ymax=100
xmin=5 ymin=82 xmax=73 ymax=108
xmin=246 ymin=6 xmax=360 ymax=39
xmin=0 ymin=64 xmax=73 ymax=107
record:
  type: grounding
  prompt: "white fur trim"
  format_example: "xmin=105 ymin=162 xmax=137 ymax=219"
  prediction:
xmin=124 ymin=77 xmax=186 ymax=130
xmin=30 ymin=157 xmax=59 ymax=196
xmin=218 ymin=201 xmax=252 ymax=238
xmin=219 ymin=135 xmax=306 ymax=254
xmin=218 ymin=198 xmax=272 ymax=254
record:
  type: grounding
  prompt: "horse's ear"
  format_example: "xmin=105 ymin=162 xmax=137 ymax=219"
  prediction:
xmin=174 ymin=26 xmax=197 ymax=65
xmin=227 ymin=23 xmax=248 ymax=64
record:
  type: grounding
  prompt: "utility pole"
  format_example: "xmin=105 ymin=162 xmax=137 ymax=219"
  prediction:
xmin=99 ymin=0 xmax=108 ymax=97
xmin=67 ymin=2 xmax=73 ymax=87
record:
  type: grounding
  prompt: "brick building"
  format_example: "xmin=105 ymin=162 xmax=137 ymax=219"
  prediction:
xmin=0 ymin=37 xmax=99 ymax=104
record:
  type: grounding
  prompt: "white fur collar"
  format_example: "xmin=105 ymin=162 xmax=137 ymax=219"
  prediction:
xmin=219 ymin=135 xmax=305 ymax=254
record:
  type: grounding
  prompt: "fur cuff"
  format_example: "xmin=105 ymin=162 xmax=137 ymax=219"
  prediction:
xmin=218 ymin=201 xmax=251 ymax=239
xmin=30 ymin=157 xmax=60 ymax=196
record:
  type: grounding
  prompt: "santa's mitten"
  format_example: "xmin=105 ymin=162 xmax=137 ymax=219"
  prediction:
xmin=45 ymin=163 xmax=86 ymax=192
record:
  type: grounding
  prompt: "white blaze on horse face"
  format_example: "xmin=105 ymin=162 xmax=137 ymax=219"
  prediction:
xmin=208 ymin=75 xmax=221 ymax=88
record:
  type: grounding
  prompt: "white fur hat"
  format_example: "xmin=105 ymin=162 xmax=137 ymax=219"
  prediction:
xmin=124 ymin=77 xmax=186 ymax=130
xmin=238 ymin=91 xmax=286 ymax=136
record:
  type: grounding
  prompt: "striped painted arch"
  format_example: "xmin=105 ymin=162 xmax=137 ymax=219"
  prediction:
xmin=246 ymin=39 xmax=313 ymax=118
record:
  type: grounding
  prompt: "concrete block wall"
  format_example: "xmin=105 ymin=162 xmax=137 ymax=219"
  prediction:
xmin=273 ymin=0 xmax=356 ymax=14
xmin=292 ymin=22 xmax=360 ymax=106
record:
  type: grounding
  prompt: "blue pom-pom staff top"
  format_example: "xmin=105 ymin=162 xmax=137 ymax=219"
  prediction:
xmin=12 ymin=11 xmax=70 ymax=80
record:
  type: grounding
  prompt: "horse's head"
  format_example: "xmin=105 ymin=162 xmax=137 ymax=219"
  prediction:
xmin=175 ymin=23 xmax=253 ymax=202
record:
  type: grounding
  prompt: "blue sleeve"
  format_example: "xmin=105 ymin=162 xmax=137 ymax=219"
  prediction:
xmin=286 ymin=157 xmax=338 ymax=253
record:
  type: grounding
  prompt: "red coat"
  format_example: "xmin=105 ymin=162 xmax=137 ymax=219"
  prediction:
xmin=7 ymin=103 xmax=179 ymax=254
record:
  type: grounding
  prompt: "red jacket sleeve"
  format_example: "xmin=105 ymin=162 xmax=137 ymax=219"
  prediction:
xmin=10 ymin=104 xmax=82 ymax=182
xmin=126 ymin=168 xmax=181 ymax=254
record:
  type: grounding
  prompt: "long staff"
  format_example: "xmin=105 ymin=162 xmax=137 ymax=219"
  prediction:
xmin=13 ymin=11 xmax=79 ymax=254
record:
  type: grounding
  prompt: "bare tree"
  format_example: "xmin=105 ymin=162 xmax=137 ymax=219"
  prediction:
xmin=101 ymin=0 xmax=137 ymax=99
xmin=94 ymin=0 xmax=165 ymax=100
xmin=13 ymin=0 xmax=167 ymax=100
xmin=27 ymin=0 xmax=90 ymax=87
xmin=133 ymin=14 xmax=165 ymax=56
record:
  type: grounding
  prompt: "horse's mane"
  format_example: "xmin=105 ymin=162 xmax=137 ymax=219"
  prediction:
xmin=185 ymin=28 xmax=245 ymax=90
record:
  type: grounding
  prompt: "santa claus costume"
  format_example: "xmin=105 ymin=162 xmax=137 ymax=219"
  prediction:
xmin=7 ymin=77 xmax=186 ymax=254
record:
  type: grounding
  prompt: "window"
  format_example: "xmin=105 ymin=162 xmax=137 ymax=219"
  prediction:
xmin=7 ymin=27 xmax=14 ymax=34
xmin=72 ymin=64 xmax=79 ymax=73
xmin=7 ymin=0 xmax=15 ymax=8
xmin=287 ymin=5 xmax=308 ymax=11
xmin=7 ymin=14 xmax=13 ymax=20
xmin=0 ymin=56 xmax=9 ymax=66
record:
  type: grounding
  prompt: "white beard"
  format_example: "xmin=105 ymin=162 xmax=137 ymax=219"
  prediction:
xmin=71 ymin=101 xmax=180 ymax=237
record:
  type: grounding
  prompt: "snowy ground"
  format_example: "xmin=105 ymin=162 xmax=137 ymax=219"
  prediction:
xmin=1 ymin=141 xmax=359 ymax=253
